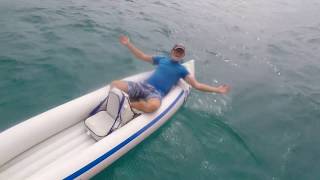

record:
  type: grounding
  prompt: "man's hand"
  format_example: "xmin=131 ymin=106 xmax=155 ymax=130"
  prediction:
xmin=185 ymin=75 xmax=230 ymax=94
xmin=119 ymin=35 xmax=153 ymax=63
xmin=216 ymin=85 xmax=230 ymax=94
xmin=119 ymin=35 xmax=130 ymax=46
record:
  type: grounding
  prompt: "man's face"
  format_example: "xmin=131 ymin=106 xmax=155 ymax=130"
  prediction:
xmin=170 ymin=48 xmax=185 ymax=61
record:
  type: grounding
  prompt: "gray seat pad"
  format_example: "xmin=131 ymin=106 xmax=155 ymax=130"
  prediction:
xmin=85 ymin=111 xmax=115 ymax=137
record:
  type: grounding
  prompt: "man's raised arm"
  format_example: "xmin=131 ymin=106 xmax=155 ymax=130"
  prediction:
xmin=119 ymin=35 xmax=153 ymax=63
xmin=184 ymin=74 xmax=230 ymax=94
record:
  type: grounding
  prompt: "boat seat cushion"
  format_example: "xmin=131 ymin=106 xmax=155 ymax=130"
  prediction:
xmin=85 ymin=111 xmax=115 ymax=139
xmin=107 ymin=88 xmax=135 ymax=126
xmin=106 ymin=88 xmax=122 ymax=119
xmin=85 ymin=88 xmax=136 ymax=141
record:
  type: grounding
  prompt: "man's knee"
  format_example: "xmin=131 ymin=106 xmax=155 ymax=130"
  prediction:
xmin=111 ymin=80 xmax=121 ymax=87
xmin=111 ymin=80 xmax=128 ymax=92
xmin=145 ymin=99 xmax=161 ymax=113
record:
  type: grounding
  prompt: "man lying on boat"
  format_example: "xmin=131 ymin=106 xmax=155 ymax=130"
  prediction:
xmin=111 ymin=35 xmax=230 ymax=113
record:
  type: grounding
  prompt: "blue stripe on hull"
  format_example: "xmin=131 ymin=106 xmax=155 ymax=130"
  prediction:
xmin=64 ymin=90 xmax=185 ymax=180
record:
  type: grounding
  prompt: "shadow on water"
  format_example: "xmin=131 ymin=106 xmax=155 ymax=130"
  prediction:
xmin=216 ymin=118 xmax=259 ymax=165
xmin=181 ymin=107 xmax=261 ymax=166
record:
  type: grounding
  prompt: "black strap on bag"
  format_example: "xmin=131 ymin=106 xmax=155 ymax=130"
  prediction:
xmin=88 ymin=96 xmax=108 ymax=117
xmin=125 ymin=95 xmax=141 ymax=118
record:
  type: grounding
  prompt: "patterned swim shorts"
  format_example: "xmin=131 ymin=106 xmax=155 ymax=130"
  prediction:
xmin=127 ymin=81 xmax=162 ymax=101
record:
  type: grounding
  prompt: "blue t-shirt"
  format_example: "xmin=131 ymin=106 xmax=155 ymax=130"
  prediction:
xmin=146 ymin=56 xmax=189 ymax=96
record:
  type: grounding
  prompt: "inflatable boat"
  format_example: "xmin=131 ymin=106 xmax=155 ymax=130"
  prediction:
xmin=0 ymin=60 xmax=195 ymax=179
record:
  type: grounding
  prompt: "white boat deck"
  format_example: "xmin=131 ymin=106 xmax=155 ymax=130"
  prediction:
xmin=0 ymin=121 xmax=95 ymax=179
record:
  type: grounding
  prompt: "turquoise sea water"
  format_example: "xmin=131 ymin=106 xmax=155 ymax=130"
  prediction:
xmin=1 ymin=0 xmax=320 ymax=179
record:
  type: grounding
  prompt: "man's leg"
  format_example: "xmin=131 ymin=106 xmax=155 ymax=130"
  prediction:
xmin=111 ymin=80 xmax=129 ymax=93
xmin=130 ymin=98 xmax=161 ymax=113
xmin=111 ymin=80 xmax=161 ymax=113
